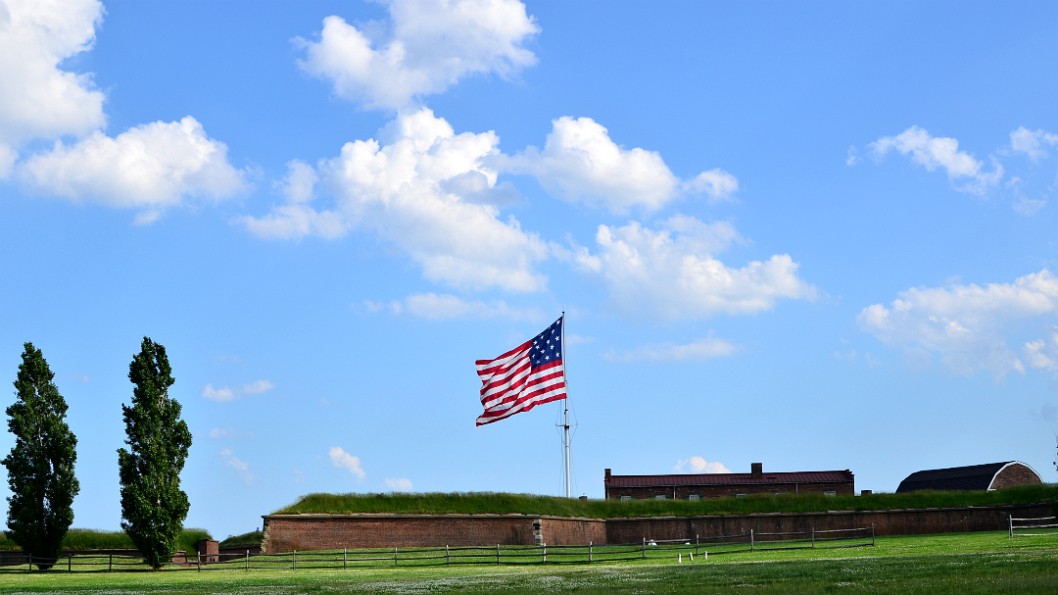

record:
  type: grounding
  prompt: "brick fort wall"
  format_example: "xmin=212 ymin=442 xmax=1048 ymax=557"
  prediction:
xmin=262 ymin=514 xmax=607 ymax=553
xmin=262 ymin=503 xmax=1052 ymax=552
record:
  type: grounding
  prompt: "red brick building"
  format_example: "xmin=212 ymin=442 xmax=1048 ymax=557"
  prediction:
xmin=604 ymin=463 xmax=855 ymax=500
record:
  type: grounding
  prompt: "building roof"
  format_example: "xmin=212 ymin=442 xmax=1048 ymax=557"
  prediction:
xmin=895 ymin=462 xmax=1033 ymax=493
xmin=605 ymin=470 xmax=853 ymax=489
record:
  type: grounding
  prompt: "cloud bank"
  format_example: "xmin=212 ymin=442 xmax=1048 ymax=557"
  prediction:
xmin=858 ymin=269 xmax=1058 ymax=377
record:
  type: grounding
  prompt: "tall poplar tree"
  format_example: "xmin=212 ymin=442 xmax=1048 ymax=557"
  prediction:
xmin=117 ymin=337 xmax=192 ymax=569
xmin=2 ymin=342 xmax=79 ymax=570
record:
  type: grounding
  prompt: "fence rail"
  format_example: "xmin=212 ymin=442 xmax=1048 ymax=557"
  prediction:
xmin=0 ymin=526 xmax=875 ymax=573
xmin=1009 ymin=515 xmax=1058 ymax=538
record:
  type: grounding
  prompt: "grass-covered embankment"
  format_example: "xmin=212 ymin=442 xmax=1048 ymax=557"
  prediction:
xmin=272 ymin=484 xmax=1058 ymax=518
xmin=0 ymin=528 xmax=211 ymax=555
xmin=219 ymin=529 xmax=263 ymax=548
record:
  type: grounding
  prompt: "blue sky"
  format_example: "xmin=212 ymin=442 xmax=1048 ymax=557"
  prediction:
xmin=2 ymin=0 xmax=1058 ymax=540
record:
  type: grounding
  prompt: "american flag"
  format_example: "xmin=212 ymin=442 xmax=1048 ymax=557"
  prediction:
xmin=475 ymin=316 xmax=566 ymax=426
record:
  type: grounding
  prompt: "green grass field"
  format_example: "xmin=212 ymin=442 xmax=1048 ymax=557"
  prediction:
xmin=1 ymin=531 xmax=1056 ymax=593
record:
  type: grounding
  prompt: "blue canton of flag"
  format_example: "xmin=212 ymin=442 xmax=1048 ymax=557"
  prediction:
xmin=529 ymin=318 xmax=562 ymax=366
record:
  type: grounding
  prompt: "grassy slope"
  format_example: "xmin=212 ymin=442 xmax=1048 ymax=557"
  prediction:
xmin=271 ymin=485 xmax=1058 ymax=518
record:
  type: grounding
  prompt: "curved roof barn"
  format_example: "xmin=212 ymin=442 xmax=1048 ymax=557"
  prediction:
xmin=896 ymin=461 xmax=1041 ymax=493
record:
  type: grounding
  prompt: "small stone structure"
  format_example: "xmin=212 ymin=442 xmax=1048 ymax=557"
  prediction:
xmin=196 ymin=539 xmax=219 ymax=564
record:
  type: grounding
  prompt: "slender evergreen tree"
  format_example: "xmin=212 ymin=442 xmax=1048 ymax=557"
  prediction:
xmin=2 ymin=342 xmax=79 ymax=570
xmin=117 ymin=337 xmax=192 ymax=569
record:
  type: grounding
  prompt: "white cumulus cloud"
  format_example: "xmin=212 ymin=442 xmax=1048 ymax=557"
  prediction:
xmin=297 ymin=0 xmax=538 ymax=111
xmin=220 ymin=448 xmax=254 ymax=485
xmin=1010 ymin=127 xmax=1058 ymax=162
xmin=1023 ymin=331 xmax=1058 ymax=372
xmin=384 ymin=477 xmax=413 ymax=491
xmin=575 ymin=216 xmax=816 ymax=321
xmin=329 ymin=446 xmax=366 ymax=479
xmin=244 ymin=108 xmax=549 ymax=293
xmin=858 ymin=269 xmax=1058 ymax=377
xmin=674 ymin=457 xmax=730 ymax=474
xmin=511 ymin=116 xmax=737 ymax=213
xmin=19 ymin=116 xmax=247 ymax=220
xmin=202 ymin=379 xmax=276 ymax=403
xmin=682 ymin=169 xmax=739 ymax=204
xmin=867 ymin=125 xmax=1003 ymax=195
xmin=0 ymin=0 xmax=105 ymax=147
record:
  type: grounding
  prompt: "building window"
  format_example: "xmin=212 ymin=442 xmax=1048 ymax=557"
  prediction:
xmin=688 ymin=494 xmax=701 ymax=501
xmin=824 ymin=491 xmax=837 ymax=497
xmin=654 ymin=495 xmax=667 ymax=500
xmin=735 ymin=494 xmax=746 ymax=498
xmin=619 ymin=496 xmax=632 ymax=501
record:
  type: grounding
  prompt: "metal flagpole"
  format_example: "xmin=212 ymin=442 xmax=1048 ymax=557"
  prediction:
xmin=562 ymin=311 xmax=571 ymax=498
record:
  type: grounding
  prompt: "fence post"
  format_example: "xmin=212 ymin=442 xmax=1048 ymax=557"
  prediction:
xmin=67 ymin=554 xmax=72 ymax=573
xmin=245 ymin=550 xmax=249 ymax=573
xmin=344 ymin=548 xmax=347 ymax=570
xmin=695 ymin=534 xmax=700 ymax=556
xmin=496 ymin=544 xmax=500 ymax=565
xmin=871 ymin=524 xmax=875 ymax=546
xmin=27 ymin=554 xmax=32 ymax=573
xmin=108 ymin=553 xmax=113 ymax=573
xmin=1009 ymin=515 xmax=1014 ymax=539
xmin=197 ymin=553 xmax=201 ymax=572
xmin=446 ymin=545 xmax=450 ymax=566
xmin=292 ymin=550 xmax=296 ymax=571
xmin=588 ymin=541 xmax=592 ymax=563
xmin=542 ymin=544 xmax=547 ymax=564
xmin=750 ymin=529 xmax=755 ymax=552
xmin=394 ymin=547 xmax=398 ymax=566
xmin=811 ymin=527 xmax=815 ymax=549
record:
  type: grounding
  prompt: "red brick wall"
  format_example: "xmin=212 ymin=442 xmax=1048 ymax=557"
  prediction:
xmin=262 ymin=515 xmax=607 ymax=553
xmin=263 ymin=504 xmax=1052 ymax=552
xmin=542 ymin=517 xmax=607 ymax=545
xmin=603 ymin=504 xmax=1053 ymax=543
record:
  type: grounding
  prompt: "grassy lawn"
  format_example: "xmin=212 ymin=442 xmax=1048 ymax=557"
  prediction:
xmin=1 ymin=531 xmax=1056 ymax=593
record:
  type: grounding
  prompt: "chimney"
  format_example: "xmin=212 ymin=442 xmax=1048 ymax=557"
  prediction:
xmin=605 ymin=468 xmax=612 ymax=480
xmin=751 ymin=462 xmax=763 ymax=477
